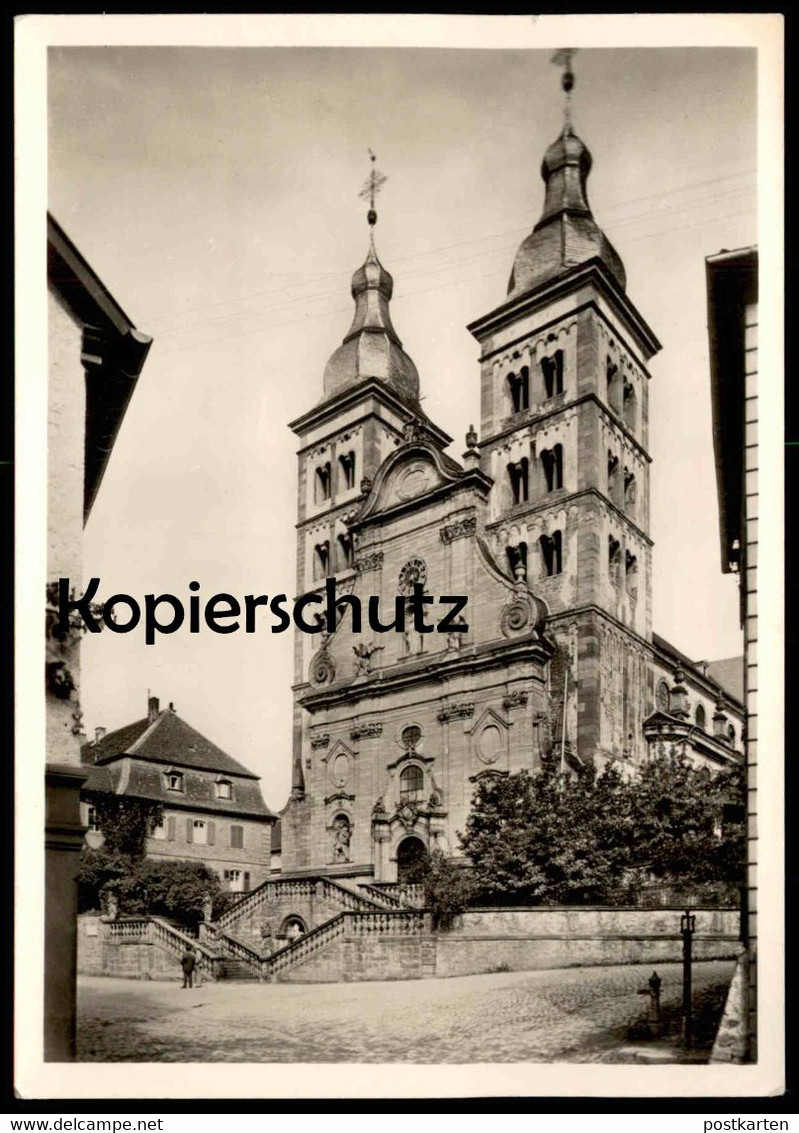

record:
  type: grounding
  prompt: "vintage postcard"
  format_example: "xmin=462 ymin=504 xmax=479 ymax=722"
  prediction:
xmin=15 ymin=13 xmax=784 ymax=1100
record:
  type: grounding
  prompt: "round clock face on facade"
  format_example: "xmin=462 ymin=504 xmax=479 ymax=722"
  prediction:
xmin=398 ymin=558 xmax=427 ymax=596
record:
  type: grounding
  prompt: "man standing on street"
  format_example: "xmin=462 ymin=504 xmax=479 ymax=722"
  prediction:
xmin=180 ymin=945 xmax=196 ymax=989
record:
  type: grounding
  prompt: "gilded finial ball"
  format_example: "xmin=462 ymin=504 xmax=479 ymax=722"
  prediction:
xmin=562 ymin=70 xmax=574 ymax=93
xmin=367 ymin=208 xmax=377 ymax=226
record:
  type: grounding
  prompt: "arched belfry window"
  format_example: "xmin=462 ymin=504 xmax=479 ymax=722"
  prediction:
xmin=695 ymin=703 xmax=706 ymax=730
xmin=314 ymin=540 xmax=330 ymax=579
xmin=339 ymin=451 xmax=356 ymax=491
xmin=607 ymin=358 xmax=621 ymax=415
xmin=508 ymin=458 xmax=529 ymax=505
xmin=508 ymin=367 xmax=530 ymax=414
xmin=337 ymin=532 xmax=354 ymax=570
xmin=314 ymin=462 xmax=332 ymax=504
xmin=541 ymin=444 xmax=564 ymax=492
xmin=400 ymin=764 xmax=424 ymax=804
xmin=541 ymin=350 xmax=564 ymax=399
xmin=624 ymin=468 xmax=637 ymax=516
xmin=623 ymin=381 xmax=637 ymax=431
xmin=625 ymin=551 xmax=638 ymax=599
xmin=539 ymin=530 xmax=562 ymax=577
xmin=608 ymin=451 xmax=619 ymax=501
xmin=608 ymin=537 xmax=622 ymax=586
xmin=506 ymin=541 xmax=527 ymax=580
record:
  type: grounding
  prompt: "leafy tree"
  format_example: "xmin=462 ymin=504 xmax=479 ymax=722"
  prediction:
xmin=76 ymin=846 xmax=133 ymax=913
xmin=83 ymin=793 xmax=163 ymax=857
xmin=458 ymin=748 xmax=745 ymax=906
xmin=421 ymin=847 xmax=478 ymax=931
xmin=630 ymin=748 xmax=729 ymax=883
xmin=103 ymin=859 xmax=225 ymax=926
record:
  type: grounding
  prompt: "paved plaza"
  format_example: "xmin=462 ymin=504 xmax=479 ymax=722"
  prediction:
xmin=77 ymin=960 xmax=734 ymax=1063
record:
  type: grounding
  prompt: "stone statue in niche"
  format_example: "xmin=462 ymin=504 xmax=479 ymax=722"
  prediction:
xmin=332 ymin=815 xmax=352 ymax=862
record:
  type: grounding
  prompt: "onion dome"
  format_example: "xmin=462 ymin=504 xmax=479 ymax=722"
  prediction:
xmin=507 ymin=125 xmax=626 ymax=299
xmin=322 ymin=234 xmax=420 ymax=405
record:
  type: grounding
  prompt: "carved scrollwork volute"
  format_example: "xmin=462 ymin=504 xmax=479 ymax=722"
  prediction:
xmin=309 ymin=649 xmax=336 ymax=687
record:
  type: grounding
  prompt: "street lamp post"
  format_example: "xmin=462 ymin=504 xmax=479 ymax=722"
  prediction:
xmin=681 ymin=908 xmax=696 ymax=1048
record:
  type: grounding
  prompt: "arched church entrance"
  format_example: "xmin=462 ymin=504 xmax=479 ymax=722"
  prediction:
xmin=396 ymin=836 xmax=429 ymax=884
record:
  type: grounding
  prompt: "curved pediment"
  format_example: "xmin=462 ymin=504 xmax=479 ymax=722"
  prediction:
xmin=354 ymin=441 xmax=475 ymax=525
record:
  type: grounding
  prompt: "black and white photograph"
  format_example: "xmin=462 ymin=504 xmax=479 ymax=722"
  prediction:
xmin=15 ymin=12 xmax=783 ymax=1100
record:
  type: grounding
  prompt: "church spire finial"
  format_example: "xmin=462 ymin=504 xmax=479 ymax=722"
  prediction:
xmin=551 ymin=48 xmax=577 ymax=132
xmin=359 ymin=148 xmax=387 ymax=228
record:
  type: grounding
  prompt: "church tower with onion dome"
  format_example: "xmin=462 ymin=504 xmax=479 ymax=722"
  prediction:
xmin=468 ymin=52 xmax=661 ymax=769
xmin=280 ymin=156 xmax=553 ymax=880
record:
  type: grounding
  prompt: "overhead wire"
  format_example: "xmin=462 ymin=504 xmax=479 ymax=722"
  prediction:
xmin=150 ymin=181 xmax=756 ymax=345
xmin=141 ymin=166 xmax=756 ymax=335
xmin=153 ymin=202 xmax=755 ymax=360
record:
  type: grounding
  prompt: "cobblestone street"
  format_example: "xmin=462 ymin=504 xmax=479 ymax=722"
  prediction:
xmin=77 ymin=960 xmax=734 ymax=1063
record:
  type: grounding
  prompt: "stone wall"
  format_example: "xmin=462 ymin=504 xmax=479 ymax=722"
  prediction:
xmin=78 ymin=915 xmax=204 ymax=982
xmin=276 ymin=906 xmax=739 ymax=983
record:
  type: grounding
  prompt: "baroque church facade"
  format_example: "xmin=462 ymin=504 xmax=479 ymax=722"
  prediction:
xmin=276 ymin=106 xmax=744 ymax=885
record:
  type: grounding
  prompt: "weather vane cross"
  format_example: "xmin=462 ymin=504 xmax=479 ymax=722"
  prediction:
xmin=359 ymin=149 xmax=387 ymax=227
xmin=550 ymin=48 xmax=577 ymax=130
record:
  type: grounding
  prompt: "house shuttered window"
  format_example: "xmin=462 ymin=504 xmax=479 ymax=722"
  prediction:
xmin=230 ymin=824 xmax=244 ymax=849
xmin=186 ymin=819 xmax=215 ymax=845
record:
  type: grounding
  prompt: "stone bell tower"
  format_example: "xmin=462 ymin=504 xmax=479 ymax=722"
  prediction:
xmin=468 ymin=54 xmax=661 ymax=768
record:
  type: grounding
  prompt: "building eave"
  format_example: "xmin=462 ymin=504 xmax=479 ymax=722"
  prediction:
xmin=288 ymin=374 xmax=453 ymax=448
xmin=47 ymin=213 xmax=154 ymax=522
xmin=467 ymin=258 xmax=661 ymax=361
xmin=705 ymin=246 xmax=758 ymax=575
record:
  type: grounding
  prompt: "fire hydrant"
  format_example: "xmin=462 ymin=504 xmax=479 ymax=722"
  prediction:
xmin=637 ymin=970 xmax=663 ymax=1037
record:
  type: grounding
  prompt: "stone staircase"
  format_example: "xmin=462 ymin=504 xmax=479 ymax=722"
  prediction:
xmin=216 ymin=874 xmax=394 ymax=936
xmin=102 ymin=880 xmax=429 ymax=983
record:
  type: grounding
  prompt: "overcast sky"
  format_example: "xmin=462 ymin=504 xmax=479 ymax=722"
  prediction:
xmin=47 ymin=42 xmax=757 ymax=810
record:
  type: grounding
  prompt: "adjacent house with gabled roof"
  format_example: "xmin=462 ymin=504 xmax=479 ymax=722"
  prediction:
xmin=80 ymin=696 xmax=276 ymax=892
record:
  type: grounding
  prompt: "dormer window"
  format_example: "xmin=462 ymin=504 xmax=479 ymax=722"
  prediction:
xmin=215 ymin=778 xmax=233 ymax=801
xmin=165 ymin=769 xmax=184 ymax=793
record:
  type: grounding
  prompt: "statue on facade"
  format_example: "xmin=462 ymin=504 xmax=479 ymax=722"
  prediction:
xmin=353 ymin=641 xmax=383 ymax=675
xmin=202 ymin=893 xmax=214 ymax=923
xmin=332 ymin=815 xmax=352 ymax=861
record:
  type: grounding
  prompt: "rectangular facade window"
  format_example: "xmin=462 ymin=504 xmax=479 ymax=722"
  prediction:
xmin=230 ymin=824 xmax=244 ymax=849
xmin=151 ymin=816 xmax=167 ymax=841
xmin=86 ymin=806 xmax=100 ymax=832
xmin=192 ymin=819 xmax=208 ymax=845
